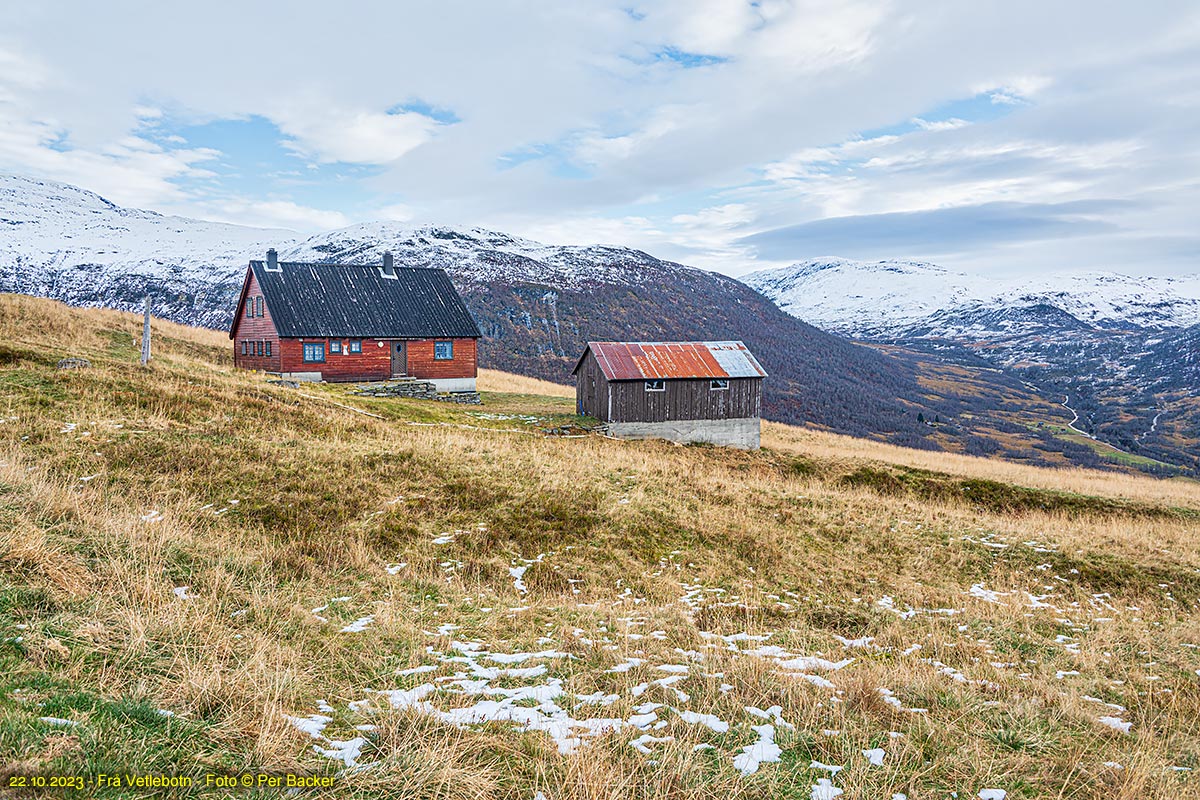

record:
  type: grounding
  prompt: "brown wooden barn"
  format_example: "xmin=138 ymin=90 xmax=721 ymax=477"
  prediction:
xmin=572 ymin=341 xmax=767 ymax=449
xmin=230 ymin=249 xmax=480 ymax=390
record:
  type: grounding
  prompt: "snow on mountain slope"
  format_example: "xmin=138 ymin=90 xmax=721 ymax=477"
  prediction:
xmin=0 ymin=174 xmax=299 ymax=327
xmin=282 ymin=221 xmax=692 ymax=289
xmin=741 ymin=258 xmax=1200 ymax=337
xmin=0 ymin=174 xmax=296 ymax=282
xmin=0 ymin=172 xmax=692 ymax=329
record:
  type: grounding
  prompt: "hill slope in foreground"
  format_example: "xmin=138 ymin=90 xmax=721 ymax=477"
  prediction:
xmin=1 ymin=295 xmax=1199 ymax=799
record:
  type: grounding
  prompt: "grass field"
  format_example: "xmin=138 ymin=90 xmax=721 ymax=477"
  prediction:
xmin=2 ymin=294 xmax=1199 ymax=799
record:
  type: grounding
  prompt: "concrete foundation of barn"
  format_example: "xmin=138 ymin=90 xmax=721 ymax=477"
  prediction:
xmin=603 ymin=417 xmax=760 ymax=450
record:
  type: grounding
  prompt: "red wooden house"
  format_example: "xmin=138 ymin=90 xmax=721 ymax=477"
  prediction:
xmin=230 ymin=249 xmax=481 ymax=391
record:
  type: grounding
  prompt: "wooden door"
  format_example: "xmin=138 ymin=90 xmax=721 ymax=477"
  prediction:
xmin=391 ymin=341 xmax=407 ymax=377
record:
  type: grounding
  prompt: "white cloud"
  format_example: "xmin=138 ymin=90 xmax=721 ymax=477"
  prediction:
xmin=276 ymin=107 xmax=440 ymax=165
xmin=375 ymin=203 xmax=415 ymax=223
xmin=1 ymin=1 xmax=1199 ymax=277
xmin=912 ymin=117 xmax=969 ymax=131
xmin=509 ymin=215 xmax=664 ymax=249
xmin=188 ymin=198 xmax=349 ymax=232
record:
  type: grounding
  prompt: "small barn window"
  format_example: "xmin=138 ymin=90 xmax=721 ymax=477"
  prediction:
xmin=710 ymin=379 xmax=729 ymax=391
xmin=349 ymin=340 xmax=362 ymax=353
xmin=303 ymin=342 xmax=326 ymax=363
xmin=264 ymin=341 xmax=271 ymax=357
xmin=330 ymin=340 xmax=342 ymax=354
xmin=434 ymin=341 xmax=454 ymax=360
xmin=240 ymin=341 xmax=247 ymax=355
xmin=255 ymin=297 xmax=264 ymax=317
xmin=255 ymin=340 xmax=262 ymax=356
xmin=245 ymin=300 xmax=253 ymax=319
xmin=645 ymin=380 xmax=665 ymax=392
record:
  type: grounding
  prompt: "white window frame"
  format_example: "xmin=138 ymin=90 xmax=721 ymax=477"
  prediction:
xmin=644 ymin=380 xmax=665 ymax=392
xmin=710 ymin=379 xmax=730 ymax=391
xmin=330 ymin=340 xmax=342 ymax=354
xmin=349 ymin=340 xmax=362 ymax=353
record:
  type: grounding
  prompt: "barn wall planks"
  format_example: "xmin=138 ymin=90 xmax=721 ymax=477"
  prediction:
xmin=575 ymin=350 xmax=611 ymax=418
xmin=607 ymin=377 xmax=761 ymax=423
xmin=574 ymin=347 xmax=761 ymax=422
xmin=233 ymin=271 xmax=282 ymax=372
xmin=405 ymin=339 xmax=477 ymax=379
xmin=280 ymin=338 xmax=391 ymax=381
xmin=273 ymin=337 xmax=477 ymax=382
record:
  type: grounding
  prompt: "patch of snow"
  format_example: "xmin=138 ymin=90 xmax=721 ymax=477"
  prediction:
xmin=1097 ymin=716 xmax=1131 ymax=734
xmin=777 ymin=656 xmax=854 ymax=672
xmin=314 ymin=736 xmax=368 ymax=768
xmin=810 ymin=778 xmax=844 ymax=800
xmin=287 ymin=714 xmax=332 ymax=739
xmin=810 ymin=760 xmax=844 ymax=775
xmin=676 ymin=710 xmax=729 ymax=734
xmin=38 ymin=717 xmax=78 ymax=727
xmin=396 ymin=665 xmax=438 ymax=677
xmin=862 ymin=747 xmax=885 ymax=766
xmin=733 ymin=725 xmax=782 ymax=775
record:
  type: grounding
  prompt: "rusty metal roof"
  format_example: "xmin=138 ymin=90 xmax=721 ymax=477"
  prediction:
xmin=574 ymin=341 xmax=767 ymax=380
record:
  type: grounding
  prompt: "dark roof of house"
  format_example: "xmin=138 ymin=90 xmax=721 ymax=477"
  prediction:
xmin=572 ymin=341 xmax=768 ymax=380
xmin=235 ymin=260 xmax=481 ymax=339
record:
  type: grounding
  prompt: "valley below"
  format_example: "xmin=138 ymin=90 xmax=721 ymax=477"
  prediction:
xmin=746 ymin=259 xmax=1200 ymax=475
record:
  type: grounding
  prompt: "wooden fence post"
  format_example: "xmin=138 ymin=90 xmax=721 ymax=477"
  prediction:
xmin=140 ymin=296 xmax=152 ymax=365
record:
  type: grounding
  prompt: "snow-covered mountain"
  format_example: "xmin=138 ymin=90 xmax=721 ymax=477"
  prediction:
xmin=0 ymin=174 xmax=297 ymax=327
xmin=285 ymin=222 xmax=695 ymax=290
xmin=743 ymin=257 xmax=1200 ymax=472
xmin=3 ymin=171 xmax=1195 ymax=470
xmin=741 ymin=258 xmax=1200 ymax=338
xmin=0 ymin=172 xmax=961 ymax=452
xmin=0 ymin=173 xmax=694 ymax=326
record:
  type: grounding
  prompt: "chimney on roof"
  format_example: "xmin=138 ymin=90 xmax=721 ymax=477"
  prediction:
xmin=382 ymin=250 xmax=395 ymax=277
xmin=266 ymin=248 xmax=278 ymax=270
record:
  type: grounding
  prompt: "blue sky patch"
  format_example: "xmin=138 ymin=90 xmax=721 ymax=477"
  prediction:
xmin=648 ymin=47 xmax=729 ymax=68
xmin=135 ymin=113 xmax=412 ymax=217
xmin=859 ymin=91 xmax=1023 ymax=140
xmin=387 ymin=100 xmax=460 ymax=125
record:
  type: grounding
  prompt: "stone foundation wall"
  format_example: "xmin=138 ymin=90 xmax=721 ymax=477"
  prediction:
xmin=349 ymin=379 xmax=481 ymax=405
xmin=603 ymin=417 xmax=760 ymax=450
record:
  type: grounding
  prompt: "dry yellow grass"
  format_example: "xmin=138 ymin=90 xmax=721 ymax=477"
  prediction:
xmin=478 ymin=367 xmax=575 ymax=397
xmin=1 ymin=294 xmax=1199 ymax=799
xmin=764 ymin=421 xmax=1200 ymax=511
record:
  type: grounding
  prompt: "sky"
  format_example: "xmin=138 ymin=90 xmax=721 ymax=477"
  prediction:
xmin=1 ymin=1 xmax=1198 ymax=278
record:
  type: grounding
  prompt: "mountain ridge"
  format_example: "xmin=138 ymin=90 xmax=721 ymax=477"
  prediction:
xmin=744 ymin=257 xmax=1200 ymax=471
xmin=741 ymin=257 xmax=1200 ymax=337
xmin=2 ymin=171 xmax=1185 ymax=470
xmin=0 ymin=173 xmax=942 ymax=450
